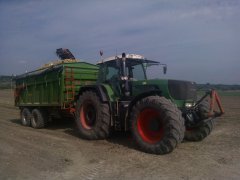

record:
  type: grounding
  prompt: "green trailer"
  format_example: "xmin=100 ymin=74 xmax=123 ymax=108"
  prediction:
xmin=15 ymin=61 xmax=99 ymax=127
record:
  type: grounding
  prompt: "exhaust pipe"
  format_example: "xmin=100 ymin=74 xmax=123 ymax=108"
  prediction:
xmin=122 ymin=53 xmax=130 ymax=96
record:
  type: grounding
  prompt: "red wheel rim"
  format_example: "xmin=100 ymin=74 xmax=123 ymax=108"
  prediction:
xmin=137 ymin=108 xmax=164 ymax=144
xmin=80 ymin=101 xmax=96 ymax=130
xmin=186 ymin=126 xmax=196 ymax=131
xmin=186 ymin=128 xmax=194 ymax=131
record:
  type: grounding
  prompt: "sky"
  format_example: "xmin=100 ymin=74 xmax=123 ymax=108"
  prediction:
xmin=0 ymin=0 xmax=239 ymax=84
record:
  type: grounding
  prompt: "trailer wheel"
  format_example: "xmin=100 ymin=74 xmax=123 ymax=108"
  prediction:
xmin=184 ymin=100 xmax=214 ymax=141
xmin=130 ymin=96 xmax=185 ymax=154
xmin=31 ymin=109 xmax=46 ymax=129
xmin=75 ymin=91 xmax=111 ymax=139
xmin=20 ymin=108 xmax=31 ymax=126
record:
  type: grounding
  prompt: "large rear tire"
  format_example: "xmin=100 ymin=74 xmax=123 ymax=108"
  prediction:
xmin=75 ymin=91 xmax=111 ymax=140
xmin=20 ymin=108 xmax=31 ymax=126
xmin=184 ymin=100 xmax=214 ymax=141
xmin=31 ymin=109 xmax=47 ymax=129
xmin=130 ymin=96 xmax=185 ymax=154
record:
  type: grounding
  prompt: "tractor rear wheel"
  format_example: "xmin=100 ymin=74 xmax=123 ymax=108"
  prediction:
xmin=31 ymin=109 xmax=47 ymax=129
xmin=184 ymin=100 xmax=214 ymax=141
xmin=130 ymin=96 xmax=185 ymax=154
xmin=75 ymin=91 xmax=111 ymax=140
xmin=20 ymin=108 xmax=31 ymax=126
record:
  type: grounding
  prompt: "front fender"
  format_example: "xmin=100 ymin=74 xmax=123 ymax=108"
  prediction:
xmin=123 ymin=90 xmax=162 ymax=131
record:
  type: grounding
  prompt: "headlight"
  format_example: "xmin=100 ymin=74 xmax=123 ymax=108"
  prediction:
xmin=185 ymin=102 xmax=194 ymax=108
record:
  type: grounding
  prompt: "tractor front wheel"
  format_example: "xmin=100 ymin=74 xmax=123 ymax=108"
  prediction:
xmin=184 ymin=100 xmax=214 ymax=141
xmin=75 ymin=91 xmax=111 ymax=140
xmin=130 ymin=96 xmax=185 ymax=154
xmin=184 ymin=120 xmax=214 ymax=141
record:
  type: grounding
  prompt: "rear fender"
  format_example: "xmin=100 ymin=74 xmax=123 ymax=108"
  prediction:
xmin=77 ymin=85 xmax=114 ymax=126
xmin=77 ymin=85 xmax=109 ymax=103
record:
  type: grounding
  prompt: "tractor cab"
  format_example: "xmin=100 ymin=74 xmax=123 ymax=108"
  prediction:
xmin=97 ymin=53 xmax=166 ymax=98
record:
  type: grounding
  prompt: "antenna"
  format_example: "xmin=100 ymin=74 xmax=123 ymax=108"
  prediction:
xmin=25 ymin=64 xmax=28 ymax=73
xmin=115 ymin=49 xmax=120 ymax=60
xmin=100 ymin=50 xmax=103 ymax=63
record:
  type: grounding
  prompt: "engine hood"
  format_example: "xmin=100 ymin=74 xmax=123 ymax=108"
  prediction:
xmin=132 ymin=79 xmax=197 ymax=106
xmin=167 ymin=79 xmax=197 ymax=100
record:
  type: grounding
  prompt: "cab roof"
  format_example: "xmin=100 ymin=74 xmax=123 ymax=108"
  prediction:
xmin=97 ymin=54 xmax=160 ymax=66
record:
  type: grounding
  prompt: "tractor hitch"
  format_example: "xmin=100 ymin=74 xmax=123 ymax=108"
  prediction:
xmin=195 ymin=89 xmax=224 ymax=118
xmin=184 ymin=89 xmax=224 ymax=129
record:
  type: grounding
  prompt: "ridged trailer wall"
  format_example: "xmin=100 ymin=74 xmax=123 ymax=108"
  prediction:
xmin=15 ymin=62 xmax=99 ymax=109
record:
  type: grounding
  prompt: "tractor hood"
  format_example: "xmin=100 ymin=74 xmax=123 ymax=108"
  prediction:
xmin=167 ymin=80 xmax=197 ymax=100
xmin=132 ymin=79 xmax=197 ymax=107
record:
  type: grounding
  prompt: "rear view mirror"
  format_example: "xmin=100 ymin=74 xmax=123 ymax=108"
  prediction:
xmin=163 ymin=66 xmax=167 ymax=74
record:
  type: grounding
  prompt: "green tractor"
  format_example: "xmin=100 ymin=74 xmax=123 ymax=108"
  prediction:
xmin=75 ymin=53 xmax=224 ymax=154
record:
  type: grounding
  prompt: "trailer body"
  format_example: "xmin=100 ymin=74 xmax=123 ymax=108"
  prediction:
xmin=15 ymin=62 xmax=99 ymax=111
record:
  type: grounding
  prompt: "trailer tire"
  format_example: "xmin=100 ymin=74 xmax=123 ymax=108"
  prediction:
xmin=184 ymin=100 xmax=214 ymax=141
xmin=20 ymin=108 xmax=31 ymax=126
xmin=31 ymin=109 xmax=46 ymax=129
xmin=130 ymin=96 xmax=185 ymax=154
xmin=75 ymin=91 xmax=111 ymax=140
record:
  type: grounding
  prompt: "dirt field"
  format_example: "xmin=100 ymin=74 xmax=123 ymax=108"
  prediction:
xmin=0 ymin=89 xmax=239 ymax=180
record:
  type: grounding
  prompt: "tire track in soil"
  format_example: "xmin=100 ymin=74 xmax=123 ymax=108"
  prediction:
xmin=76 ymin=160 xmax=105 ymax=180
xmin=51 ymin=159 xmax=105 ymax=180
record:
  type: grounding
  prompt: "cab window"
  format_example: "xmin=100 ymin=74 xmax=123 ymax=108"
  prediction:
xmin=106 ymin=66 xmax=119 ymax=80
xmin=129 ymin=64 xmax=146 ymax=80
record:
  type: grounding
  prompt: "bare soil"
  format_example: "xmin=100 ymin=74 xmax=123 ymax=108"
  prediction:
xmin=0 ymin=89 xmax=239 ymax=180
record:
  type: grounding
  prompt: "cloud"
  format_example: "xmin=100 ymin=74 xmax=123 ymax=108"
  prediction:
xmin=18 ymin=60 xmax=27 ymax=64
xmin=0 ymin=0 xmax=240 ymax=84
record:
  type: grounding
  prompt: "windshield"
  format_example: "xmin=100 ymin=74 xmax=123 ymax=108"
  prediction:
xmin=145 ymin=64 xmax=166 ymax=79
xmin=127 ymin=64 xmax=146 ymax=81
xmin=98 ymin=59 xmax=147 ymax=82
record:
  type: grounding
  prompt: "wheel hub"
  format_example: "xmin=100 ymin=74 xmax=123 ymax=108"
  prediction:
xmin=80 ymin=101 xmax=96 ymax=129
xmin=85 ymin=107 xmax=96 ymax=126
xmin=137 ymin=108 xmax=164 ymax=144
